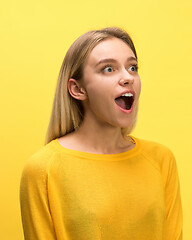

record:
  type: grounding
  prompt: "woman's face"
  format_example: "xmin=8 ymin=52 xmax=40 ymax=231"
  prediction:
xmin=81 ymin=37 xmax=141 ymax=129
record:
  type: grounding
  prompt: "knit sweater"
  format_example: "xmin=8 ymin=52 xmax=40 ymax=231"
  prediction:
xmin=20 ymin=136 xmax=183 ymax=240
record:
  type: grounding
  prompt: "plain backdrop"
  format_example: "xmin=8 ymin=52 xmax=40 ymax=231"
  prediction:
xmin=0 ymin=0 xmax=191 ymax=239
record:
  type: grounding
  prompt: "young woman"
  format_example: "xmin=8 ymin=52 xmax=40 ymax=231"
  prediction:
xmin=20 ymin=27 xmax=183 ymax=240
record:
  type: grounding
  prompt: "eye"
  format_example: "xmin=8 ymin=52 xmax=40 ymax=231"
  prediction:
xmin=128 ymin=65 xmax=138 ymax=72
xmin=102 ymin=65 xmax=114 ymax=73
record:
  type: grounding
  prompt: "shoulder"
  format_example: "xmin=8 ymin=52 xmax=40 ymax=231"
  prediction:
xmin=21 ymin=140 xmax=60 ymax=182
xmin=134 ymin=136 xmax=176 ymax=171
xmin=136 ymin=137 xmax=174 ymax=157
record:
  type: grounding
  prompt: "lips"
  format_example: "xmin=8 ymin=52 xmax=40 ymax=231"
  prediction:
xmin=115 ymin=91 xmax=135 ymax=110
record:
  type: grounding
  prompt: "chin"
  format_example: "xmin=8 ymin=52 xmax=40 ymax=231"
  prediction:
xmin=120 ymin=107 xmax=138 ymax=129
xmin=120 ymin=120 xmax=135 ymax=129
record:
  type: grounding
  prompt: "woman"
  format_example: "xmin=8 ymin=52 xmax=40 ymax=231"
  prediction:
xmin=20 ymin=27 xmax=183 ymax=240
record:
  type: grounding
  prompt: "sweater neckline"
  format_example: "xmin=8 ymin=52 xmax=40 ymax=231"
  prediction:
xmin=50 ymin=135 xmax=141 ymax=161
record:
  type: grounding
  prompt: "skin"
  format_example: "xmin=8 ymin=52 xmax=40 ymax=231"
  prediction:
xmin=58 ymin=37 xmax=141 ymax=154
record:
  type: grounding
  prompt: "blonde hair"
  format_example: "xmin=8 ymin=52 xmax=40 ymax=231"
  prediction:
xmin=45 ymin=27 xmax=138 ymax=144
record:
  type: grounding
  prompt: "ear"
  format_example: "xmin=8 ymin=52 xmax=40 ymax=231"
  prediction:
xmin=68 ymin=78 xmax=87 ymax=100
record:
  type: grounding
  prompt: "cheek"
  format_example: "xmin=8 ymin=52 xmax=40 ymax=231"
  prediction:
xmin=86 ymin=80 xmax=106 ymax=99
xmin=85 ymin=84 xmax=111 ymax=112
xmin=136 ymin=78 xmax=141 ymax=98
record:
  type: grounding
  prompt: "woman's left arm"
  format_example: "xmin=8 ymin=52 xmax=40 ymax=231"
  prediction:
xmin=161 ymin=151 xmax=183 ymax=240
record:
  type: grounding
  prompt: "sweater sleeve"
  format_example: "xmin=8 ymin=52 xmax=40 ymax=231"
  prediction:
xmin=20 ymin=154 xmax=57 ymax=240
xmin=161 ymin=150 xmax=183 ymax=240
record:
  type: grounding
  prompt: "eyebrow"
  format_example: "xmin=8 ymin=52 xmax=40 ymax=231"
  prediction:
xmin=95 ymin=56 xmax=137 ymax=67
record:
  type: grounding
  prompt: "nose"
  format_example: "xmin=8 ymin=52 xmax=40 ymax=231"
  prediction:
xmin=119 ymin=70 xmax=134 ymax=86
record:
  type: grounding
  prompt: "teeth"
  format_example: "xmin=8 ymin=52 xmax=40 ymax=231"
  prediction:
xmin=122 ymin=93 xmax=133 ymax=97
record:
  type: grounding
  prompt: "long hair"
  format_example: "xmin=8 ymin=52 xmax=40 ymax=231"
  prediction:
xmin=45 ymin=27 xmax=138 ymax=144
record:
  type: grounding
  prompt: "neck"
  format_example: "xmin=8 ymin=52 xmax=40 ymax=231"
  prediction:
xmin=72 ymin=114 xmax=133 ymax=154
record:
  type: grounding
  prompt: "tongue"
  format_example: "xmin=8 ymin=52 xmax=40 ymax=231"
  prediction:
xmin=115 ymin=97 xmax=126 ymax=109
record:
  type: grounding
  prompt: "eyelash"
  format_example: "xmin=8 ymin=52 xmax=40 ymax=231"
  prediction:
xmin=130 ymin=64 xmax=139 ymax=72
xmin=102 ymin=65 xmax=114 ymax=73
xmin=101 ymin=64 xmax=139 ymax=73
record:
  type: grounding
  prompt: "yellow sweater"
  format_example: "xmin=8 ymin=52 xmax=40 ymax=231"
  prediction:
xmin=20 ymin=136 xmax=183 ymax=240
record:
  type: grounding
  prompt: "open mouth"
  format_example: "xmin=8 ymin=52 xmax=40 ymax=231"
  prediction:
xmin=115 ymin=93 xmax=134 ymax=110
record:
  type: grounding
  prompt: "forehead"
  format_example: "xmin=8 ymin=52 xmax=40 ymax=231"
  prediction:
xmin=87 ymin=38 xmax=136 ymax=64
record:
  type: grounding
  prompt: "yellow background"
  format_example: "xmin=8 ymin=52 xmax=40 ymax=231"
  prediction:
xmin=1 ymin=0 xmax=191 ymax=239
